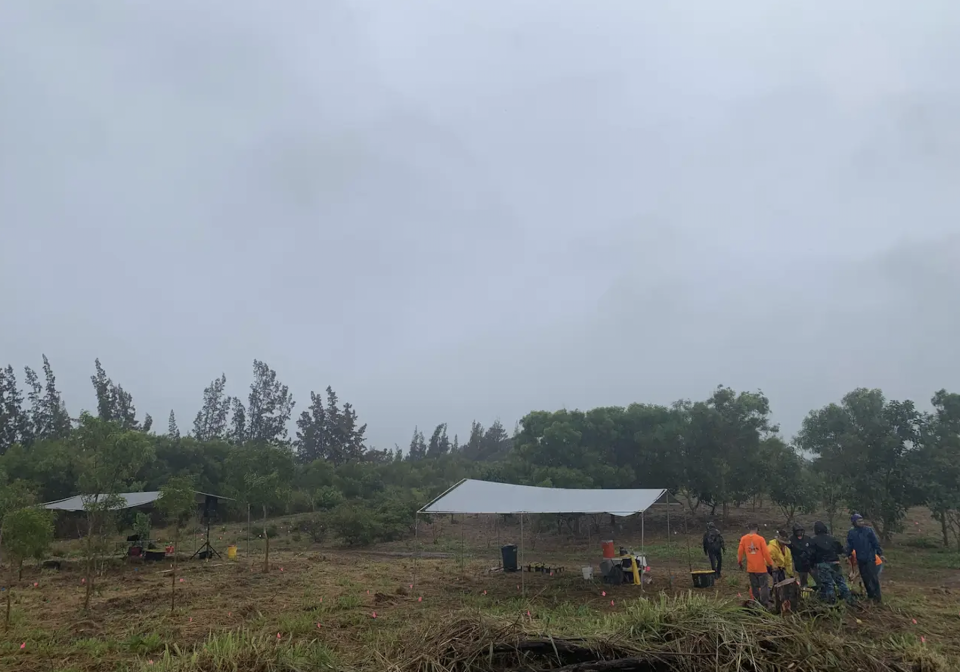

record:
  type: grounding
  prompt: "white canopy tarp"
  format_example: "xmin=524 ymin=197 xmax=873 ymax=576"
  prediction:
xmin=42 ymin=491 xmax=232 ymax=512
xmin=419 ymin=479 xmax=666 ymax=516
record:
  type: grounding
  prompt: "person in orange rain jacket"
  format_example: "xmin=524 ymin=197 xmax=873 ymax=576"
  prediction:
xmin=738 ymin=522 xmax=774 ymax=608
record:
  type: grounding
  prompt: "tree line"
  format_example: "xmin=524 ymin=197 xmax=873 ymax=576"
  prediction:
xmin=1 ymin=355 xmax=959 ymax=549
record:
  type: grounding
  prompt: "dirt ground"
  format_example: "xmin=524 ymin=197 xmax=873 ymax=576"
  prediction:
xmin=2 ymin=505 xmax=959 ymax=671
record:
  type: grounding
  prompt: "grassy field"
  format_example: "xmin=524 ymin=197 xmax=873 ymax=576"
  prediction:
xmin=2 ymin=507 xmax=959 ymax=671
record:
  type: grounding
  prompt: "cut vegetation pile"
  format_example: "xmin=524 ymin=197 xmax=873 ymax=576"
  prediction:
xmin=377 ymin=595 xmax=948 ymax=672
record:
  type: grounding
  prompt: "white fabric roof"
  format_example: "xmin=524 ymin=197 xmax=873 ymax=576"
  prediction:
xmin=41 ymin=491 xmax=232 ymax=512
xmin=419 ymin=479 xmax=667 ymax=516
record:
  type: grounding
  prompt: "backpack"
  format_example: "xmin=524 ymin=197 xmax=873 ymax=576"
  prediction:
xmin=706 ymin=529 xmax=723 ymax=551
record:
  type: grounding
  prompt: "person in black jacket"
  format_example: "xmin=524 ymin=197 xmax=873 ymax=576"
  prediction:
xmin=807 ymin=521 xmax=851 ymax=604
xmin=702 ymin=522 xmax=725 ymax=577
xmin=788 ymin=523 xmax=815 ymax=588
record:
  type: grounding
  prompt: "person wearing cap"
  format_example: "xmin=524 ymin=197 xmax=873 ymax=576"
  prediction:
xmin=845 ymin=513 xmax=884 ymax=602
xmin=788 ymin=523 xmax=815 ymax=587
xmin=767 ymin=530 xmax=794 ymax=584
xmin=738 ymin=522 xmax=774 ymax=608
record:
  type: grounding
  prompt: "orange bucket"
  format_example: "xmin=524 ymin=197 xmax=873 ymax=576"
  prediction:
xmin=601 ymin=540 xmax=615 ymax=559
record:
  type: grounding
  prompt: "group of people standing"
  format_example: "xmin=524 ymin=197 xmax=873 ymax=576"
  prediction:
xmin=701 ymin=514 xmax=885 ymax=607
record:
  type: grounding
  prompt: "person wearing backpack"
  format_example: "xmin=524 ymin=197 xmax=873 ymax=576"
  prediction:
xmin=702 ymin=521 xmax=725 ymax=577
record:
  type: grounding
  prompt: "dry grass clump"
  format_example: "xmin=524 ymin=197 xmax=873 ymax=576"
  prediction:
xmin=139 ymin=629 xmax=344 ymax=672
xmin=377 ymin=594 xmax=949 ymax=672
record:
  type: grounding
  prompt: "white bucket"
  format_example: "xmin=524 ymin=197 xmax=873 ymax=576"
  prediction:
xmin=581 ymin=566 xmax=594 ymax=580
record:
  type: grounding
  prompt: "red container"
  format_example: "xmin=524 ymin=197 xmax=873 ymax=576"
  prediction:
xmin=601 ymin=540 xmax=615 ymax=559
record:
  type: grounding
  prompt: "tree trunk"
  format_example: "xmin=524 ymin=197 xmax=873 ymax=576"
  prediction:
xmin=940 ymin=513 xmax=949 ymax=548
xmin=171 ymin=526 xmax=179 ymax=613
xmin=4 ymin=584 xmax=10 ymax=631
xmin=262 ymin=506 xmax=269 ymax=573
xmin=17 ymin=560 xmax=22 ymax=582
xmin=83 ymin=514 xmax=94 ymax=612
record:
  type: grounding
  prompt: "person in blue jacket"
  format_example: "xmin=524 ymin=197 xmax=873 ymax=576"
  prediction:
xmin=846 ymin=513 xmax=885 ymax=602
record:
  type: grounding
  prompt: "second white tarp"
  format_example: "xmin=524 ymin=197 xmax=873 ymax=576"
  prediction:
xmin=419 ymin=479 xmax=666 ymax=516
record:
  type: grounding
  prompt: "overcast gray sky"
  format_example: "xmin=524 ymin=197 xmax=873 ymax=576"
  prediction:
xmin=2 ymin=1 xmax=959 ymax=449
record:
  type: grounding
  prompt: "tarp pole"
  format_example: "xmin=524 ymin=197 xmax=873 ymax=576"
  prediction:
xmin=641 ymin=511 xmax=645 ymax=554
xmin=414 ymin=512 xmax=420 ymax=593
xmin=460 ymin=514 xmax=465 ymax=577
xmin=520 ymin=513 xmax=525 ymax=597
xmin=666 ymin=492 xmax=671 ymax=538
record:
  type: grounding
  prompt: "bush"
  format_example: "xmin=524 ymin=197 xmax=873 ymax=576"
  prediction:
xmin=314 ymin=486 xmax=344 ymax=511
xmin=265 ymin=524 xmax=280 ymax=539
xmin=300 ymin=515 xmax=327 ymax=544
xmin=326 ymin=490 xmax=420 ymax=547
xmin=327 ymin=504 xmax=383 ymax=547
xmin=287 ymin=490 xmax=314 ymax=515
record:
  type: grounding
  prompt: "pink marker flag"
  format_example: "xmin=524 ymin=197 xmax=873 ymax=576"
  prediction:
xmin=482 ymin=590 xmax=487 ymax=595
xmin=418 ymin=596 xmax=422 ymax=602
xmin=277 ymin=633 xmax=281 ymax=639
xmin=33 ymin=582 xmax=38 ymax=588
xmin=409 ymin=584 xmax=413 ymax=589
xmin=189 ymin=617 xmax=192 ymax=622
xmin=526 ymin=610 xmax=531 ymax=617
xmin=280 ymin=568 xmax=284 ymax=572
xmin=317 ymin=623 xmax=322 ymax=629
xmin=610 ymin=600 xmax=615 ymax=606
xmin=180 ymin=578 xmax=184 ymax=583
xmin=921 ymin=636 xmax=927 ymax=643
xmin=81 ymin=578 xmax=86 ymax=584
xmin=602 ymin=591 xmax=606 ymax=597
xmin=20 ymin=643 xmax=25 ymax=650
xmin=372 ymin=611 xmax=377 ymax=618
xmin=912 ymin=619 xmax=917 ymax=624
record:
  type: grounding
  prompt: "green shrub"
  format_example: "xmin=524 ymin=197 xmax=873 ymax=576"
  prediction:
xmin=326 ymin=489 xmax=420 ymax=547
xmin=265 ymin=524 xmax=280 ymax=539
xmin=314 ymin=486 xmax=345 ymax=511
xmin=300 ymin=515 xmax=327 ymax=543
xmin=327 ymin=504 xmax=382 ymax=546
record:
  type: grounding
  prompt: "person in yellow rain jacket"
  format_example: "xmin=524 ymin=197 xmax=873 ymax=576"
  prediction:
xmin=767 ymin=530 xmax=794 ymax=584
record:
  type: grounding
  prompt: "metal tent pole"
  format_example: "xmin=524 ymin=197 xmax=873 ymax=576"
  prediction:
xmin=520 ymin=513 xmax=525 ymax=597
xmin=413 ymin=513 xmax=420 ymax=593
xmin=460 ymin=514 xmax=465 ymax=577
xmin=641 ymin=511 xmax=645 ymax=554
